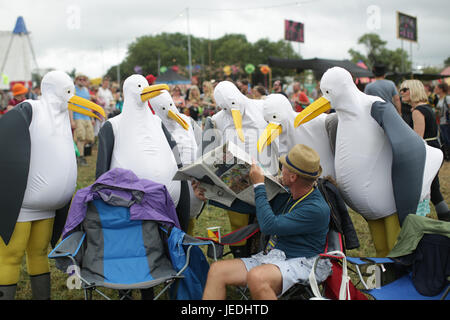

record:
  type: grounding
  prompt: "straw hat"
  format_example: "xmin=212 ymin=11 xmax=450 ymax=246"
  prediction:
xmin=75 ymin=72 xmax=87 ymax=80
xmin=12 ymin=83 xmax=28 ymax=96
xmin=279 ymin=144 xmax=322 ymax=179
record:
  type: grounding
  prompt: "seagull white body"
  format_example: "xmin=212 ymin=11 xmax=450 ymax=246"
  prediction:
xmin=18 ymin=71 xmax=78 ymax=222
xmin=316 ymin=67 xmax=442 ymax=220
xmin=260 ymin=94 xmax=336 ymax=179
xmin=150 ymin=90 xmax=203 ymax=216
xmin=212 ymin=81 xmax=279 ymax=175
xmin=108 ymin=75 xmax=180 ymax=206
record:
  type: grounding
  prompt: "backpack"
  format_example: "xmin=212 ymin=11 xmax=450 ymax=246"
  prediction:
xmin=411 ymin=234 xmax=450 ymax=296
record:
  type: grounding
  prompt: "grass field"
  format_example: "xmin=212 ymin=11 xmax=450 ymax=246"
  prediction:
xmin=14 ymin=145 xmax=450 ymax=300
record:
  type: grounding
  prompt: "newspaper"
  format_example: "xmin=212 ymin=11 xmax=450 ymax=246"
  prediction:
xmin=173 ymin=141 xmax=286 ymax=207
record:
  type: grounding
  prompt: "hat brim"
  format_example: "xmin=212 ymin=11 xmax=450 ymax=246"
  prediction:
xmin=279 ymin=154 xmax=322 ymax=179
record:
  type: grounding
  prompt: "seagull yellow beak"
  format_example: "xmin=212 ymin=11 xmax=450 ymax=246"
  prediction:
xmin=231 ymin=109 xmax=245 ymax=142
xmin=257 ymin=122 xmax=282 ymax=153
xmin=294 ymin=96 xmax=331 ymax=127
xmin=168 ymin=109 xmax=189 ymax=130
xmin=68 ymin=96 xmax=106 ymax=121
xmin=141 ymin=84 xmax=170 ymax=102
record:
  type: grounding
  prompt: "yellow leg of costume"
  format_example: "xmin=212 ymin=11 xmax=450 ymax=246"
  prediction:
xmin=187 ymin=218 xmax=196 ymax=236
xmin=227 ymin=210 xmax=249 ymax=246
xmin=0 ymin=218 xmax=54 ymax=286
xmin=0 ymin=222 xmax=32 ymax=285
xmin=384 ymin=214 xmax=401 ymax=253
xmin=26 ymin=218 xmax=54 ymax=276
xmin=367 ymin=213 xmax=401 ymax=257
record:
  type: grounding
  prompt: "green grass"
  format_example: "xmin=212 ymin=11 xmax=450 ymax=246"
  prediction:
xmin=13 ymin=145 xmax=450 ymax=299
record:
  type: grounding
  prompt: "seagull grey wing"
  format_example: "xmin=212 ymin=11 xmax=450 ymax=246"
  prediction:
xmin=201 ymin=116 xmax=222 ymax=156
xmin=191 ymin=117 xmax=203 ymax=148
xmin=96 ymin=120 xmax=115 ymax=179
xmin=371 ymin=101 xmax=425 ymax=225
xmin=0 ymin=102 xmax=32 ymax=245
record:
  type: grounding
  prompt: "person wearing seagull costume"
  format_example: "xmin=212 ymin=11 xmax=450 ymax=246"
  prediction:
xmin=0 ymin=70 xmax=105 ymax=300
xmin=201 ymin=80 xmax=279 ymax=258
xmin=256 ymin=93 xmax=336 ymax=179
xmin=95 ymin=75 xmax=190 ymax=232
xmin=149 ymin=89 xmax=204 ymax=235
xmin=294 ymin=67 xmax=443 ymax=257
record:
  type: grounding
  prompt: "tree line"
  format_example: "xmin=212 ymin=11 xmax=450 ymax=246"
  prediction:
xmin=104 ymin=32 xmax=433 ymax=84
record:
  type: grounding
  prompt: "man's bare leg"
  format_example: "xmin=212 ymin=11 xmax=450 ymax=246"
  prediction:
xmin=247 ymin=264 xmax=283 ymax=300
xmin=202 ymin=259 xmax=248 ymax=300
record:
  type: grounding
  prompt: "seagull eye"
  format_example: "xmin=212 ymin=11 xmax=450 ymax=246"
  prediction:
xmin=162 ymin=107 xmax=165 ymax=110
xmin=273 ymin=115 xmax=277 ymax=119
xmin=67 ymin=90 xmax=71 ymax=94
xmin=231 ymin=102 xmax=235 ymax=105
xmin=138 ymin=84 xmax=141 ymax=88
xmin=326 ymin=90 xmax=329 ymax=94
xmin=170 ymin=103 xmax=173 ymax=106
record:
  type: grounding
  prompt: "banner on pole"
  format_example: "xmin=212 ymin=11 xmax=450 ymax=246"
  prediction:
xmin=284 ymin=19 xmax=304 ymax=43
xmin=397 ymin=11 xmax=417 ymax=42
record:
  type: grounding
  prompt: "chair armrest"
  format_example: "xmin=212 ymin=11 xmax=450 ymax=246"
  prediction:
xmin=48 ymin=231 xmax=86 ymax=259
xmin=48 ymin=231 xmax=86 ymax=272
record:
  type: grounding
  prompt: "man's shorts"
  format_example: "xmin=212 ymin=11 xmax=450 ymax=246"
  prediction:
xmin=241 ymin=249 xmax=332 ymax=296
xmin=74 ymin=119 xmax=94 ymax=143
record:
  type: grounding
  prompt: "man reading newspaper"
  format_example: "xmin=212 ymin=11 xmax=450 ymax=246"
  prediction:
xmin=192 ymin=144 xmax=332 ymax=300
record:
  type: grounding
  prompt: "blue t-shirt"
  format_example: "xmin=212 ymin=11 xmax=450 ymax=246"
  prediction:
xmin=211 ymin=186 xmax=330 ymax=259
xmin=254 ymin=185 xmax=330 ymax=258
xmin=73 ymin=86 xmax=92 ymax=120
xmin=364 ymin=79 xmax=398 ymax=104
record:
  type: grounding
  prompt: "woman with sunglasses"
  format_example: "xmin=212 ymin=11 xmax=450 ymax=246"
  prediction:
xmin=399 ymin=80 xmax=450 ymax=221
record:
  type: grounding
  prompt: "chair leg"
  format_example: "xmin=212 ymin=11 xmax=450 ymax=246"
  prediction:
xmin=441 ymin=285 xmax=450 ymax=301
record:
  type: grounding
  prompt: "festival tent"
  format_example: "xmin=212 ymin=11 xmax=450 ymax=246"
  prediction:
xmin=355 ymin=60 xmax=373 ymax=84
xmin=0 ymin=16 xmax=38 ymax=90
xmin=441 ymin=66 xmax=450 ymax=86
xmin=155 ymin=68 xmax=190 ymax=85
xmin=267 ymin=56 xmax=374 ymax=79
xmin=385 ymin=71 xmax=450 ymax=84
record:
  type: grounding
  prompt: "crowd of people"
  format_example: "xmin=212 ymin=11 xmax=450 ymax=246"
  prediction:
xmin=1 ymin=69 xmax=449 ymax=165
xmin=155 ymin=75 xmax=318 ymax=125
xmin=0 ymin=67 xmax=448 ymax=165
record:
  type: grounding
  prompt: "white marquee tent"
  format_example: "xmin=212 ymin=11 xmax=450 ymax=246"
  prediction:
xmin=0 ymin=16 xmax=38 ymax=90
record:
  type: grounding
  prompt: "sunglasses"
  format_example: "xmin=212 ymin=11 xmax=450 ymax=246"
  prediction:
xmin=400 ymin=88 xmax=409 ymax=93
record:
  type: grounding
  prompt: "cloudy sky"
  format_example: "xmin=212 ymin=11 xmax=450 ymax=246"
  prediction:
xmin=1 ymin=0 xmax=449 ymax=78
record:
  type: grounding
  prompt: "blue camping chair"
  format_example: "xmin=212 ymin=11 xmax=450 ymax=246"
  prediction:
xmin=49 ymin=198 xmax=214 ymax=300
xmin=347 ymin=256 xmax=449 ymax=300
xmin=346 ymin=215 xmax=450 ymax=300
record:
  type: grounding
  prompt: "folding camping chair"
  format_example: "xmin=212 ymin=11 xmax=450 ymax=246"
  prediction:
xmin=345 ymin=214 xmax=450 ymax=300
xmin=48 ymin=199 xmax=214 ymax=300
xmin=197 ymin=222 xmax=261 ymax=261
xmin=279 ymin=228 xmax=354 ymax=300
xmin=346 ymin=255 xmax=449 ymax=300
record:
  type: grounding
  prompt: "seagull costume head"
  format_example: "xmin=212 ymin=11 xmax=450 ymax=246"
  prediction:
xmin=214 ymin=80 xmax=247 ymax=142
xmin=149 ymin=90 xmax=190 ymax=130
xmin=41 ymin=70 xmax=105 ymax=119
xmin=257 ymin=94 xmax=293 ymax=153
xmin=122 ymin=74 xmax=169 ymax=112
xmin=294 ymin=67 xmax=361 ymax=127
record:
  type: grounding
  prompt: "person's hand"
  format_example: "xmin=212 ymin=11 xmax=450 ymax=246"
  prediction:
xmin=191 ymin=180 xmax=207 ymax=202
xmin=249 ymin=159 xmax=265 ymax=184
xmin=71 ymin=120 xmax=76 ymax=130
